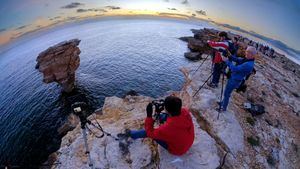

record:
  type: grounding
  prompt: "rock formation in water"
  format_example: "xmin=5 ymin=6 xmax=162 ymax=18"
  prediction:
xmin=36 ymin=39 xmax=81 ymax=93
xmin=180 ymin=28 xmax=219 ymax=61
xmin=45 ymin=29 xmax=299 ymax=169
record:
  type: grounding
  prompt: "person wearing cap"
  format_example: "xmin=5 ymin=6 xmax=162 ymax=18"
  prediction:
xmin=219 ymin=46 xmax=256 ymax=111
xmin=126 ymin=96 xmax=195 ymax=156
xmin=207 ymin=31 xmax=232 ymax=88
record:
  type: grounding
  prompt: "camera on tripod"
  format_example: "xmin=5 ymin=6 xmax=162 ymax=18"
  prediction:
xmin=71 ymin=102 xmax=90 ymax=123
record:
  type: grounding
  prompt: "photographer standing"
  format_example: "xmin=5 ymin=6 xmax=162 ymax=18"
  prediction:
xmin=207 ymin=32 xmax=233 ymax=88
xmin=219 ymin=46 xmax=256 ymax=111
xmin=127 ymin=96 xmax=195 ymax=156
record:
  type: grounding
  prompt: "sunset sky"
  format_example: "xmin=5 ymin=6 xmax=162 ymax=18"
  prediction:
xmin=0 ymin=0 xmax=299 ymax=51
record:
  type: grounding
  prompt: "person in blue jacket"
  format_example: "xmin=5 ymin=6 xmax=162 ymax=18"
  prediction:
xmin=220 ymin=46 xmax=256 ymax=111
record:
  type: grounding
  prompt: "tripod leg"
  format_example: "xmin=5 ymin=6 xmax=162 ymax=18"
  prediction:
xmin=193 ymin=73 xmax=213 ymax=97
xmin=82 ymin=126 xmax=94 ymax=169
xmin=192 ymin=54 xmax=210 ymax=77
xmin=217 ymin=73 xmax=225 ymax=120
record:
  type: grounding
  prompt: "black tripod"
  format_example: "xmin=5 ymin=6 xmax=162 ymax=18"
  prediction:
xmin=193 ymin=73 xmax=213 ymax=97
xmin=191 ymin=54 xmax=210 ymax=77
xmin=217 ymin=72 xmax=226 ymax=120
xmin=79 ymin=116 xmax=95 ymax=169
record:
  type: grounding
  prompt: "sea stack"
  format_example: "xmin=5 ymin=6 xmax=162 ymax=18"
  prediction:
xmin=36 ymin=39 xmax=81 ymax=93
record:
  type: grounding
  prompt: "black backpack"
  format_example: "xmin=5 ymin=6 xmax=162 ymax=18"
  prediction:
xmin=243 ymin=103 xmax=265 ymax=116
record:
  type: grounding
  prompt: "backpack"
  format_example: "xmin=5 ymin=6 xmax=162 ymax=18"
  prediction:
xmin=243 ymin=103 xmax=265 ymax=116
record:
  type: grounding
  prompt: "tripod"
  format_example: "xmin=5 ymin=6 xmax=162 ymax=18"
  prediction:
xmin=193 ymin=72 xmax=213 ymax=97
xmin=79 ymin=117 xmax=95 ymax=169
xmin=191 ymin=54 xmax=210 ymax=77
xmin=217 ymin=72 xmax=226 ymax=120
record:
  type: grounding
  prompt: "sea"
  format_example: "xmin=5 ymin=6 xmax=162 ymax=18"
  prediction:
xmin=0 ymin=18 xmax=211 ymax=167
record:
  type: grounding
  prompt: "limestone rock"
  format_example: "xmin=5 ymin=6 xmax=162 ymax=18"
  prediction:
xmin=184 ymin=52 xmax=202 ymax=61
xmin=36 ymin=39 xmax=81 ymax=93
xmin=51 ymin=96 xmax=221 ymax=169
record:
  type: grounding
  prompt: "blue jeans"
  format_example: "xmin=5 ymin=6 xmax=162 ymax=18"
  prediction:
xmin=221 ymin=79 xmax=242 ymax=111
xmin=130 ymin=129 xmax=168 ymax=150
xmin=212 ymin=63 xmax=225 ymax=85
xmin=130 ymin=114 xmax=168 ymax=149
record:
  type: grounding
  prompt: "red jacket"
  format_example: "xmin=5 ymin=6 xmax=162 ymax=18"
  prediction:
xmin=145 ymin=108 xmax=195 ymax=155
xmin=208 ymin=41 xmax=230 ymax=63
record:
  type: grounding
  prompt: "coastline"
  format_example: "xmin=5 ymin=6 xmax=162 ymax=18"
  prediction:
xmin=46 ymin=28 xmax=300 ymax=169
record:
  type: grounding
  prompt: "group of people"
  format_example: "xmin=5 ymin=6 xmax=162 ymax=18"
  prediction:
xmin=118 ymin=31 xmax=256 ymax=157
xmin=240 ymin=37 xmax=275 ymax=58
xmin=207 ymin=31 xmax=256 ymax=112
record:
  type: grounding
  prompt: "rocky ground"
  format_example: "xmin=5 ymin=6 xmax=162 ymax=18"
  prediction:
xmin=46 ymin=29 xmax=299 ymax=169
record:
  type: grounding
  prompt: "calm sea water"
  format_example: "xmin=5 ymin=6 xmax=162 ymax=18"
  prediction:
xmin=0 ymin=18 xmax=208 ymax=167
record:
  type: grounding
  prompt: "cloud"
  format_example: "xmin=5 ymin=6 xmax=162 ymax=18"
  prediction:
xmin=77 ymin=8 xmax=107 ymax=13
xmin=167 ymin=8 xmax=177 ymax=11
xmin=163 ymin=0 xmax=169 ymax=2
xmin=105 ymin=6 xmax=121 ymax=10
xmin=0 ymin=28 xmax=6 ymax=32
xmin=195 ymin=10 xmax=206 ymax=16
xmin=61 ymin=2 xmax=84 ymax=9
xmin=192 ymin=14 xmax=196 ymax=17
xmin=49 ymin=16 xmax=61 ymax=21
xmin=181 ymin=0 xmax=189 ymax=5
xmin=15 ymin=25 xmax=27 ymax=30
xmin=158 ymin=12 xmax=190 ymax=18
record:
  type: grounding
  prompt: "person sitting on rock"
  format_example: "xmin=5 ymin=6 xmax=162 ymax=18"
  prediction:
xmin=219 ymin=46 xmax=256 ymax=111
xmin=207 ymin=31 xmax=232 ymax=88
xmin=125 ymin=96 xmax=195 ymax=156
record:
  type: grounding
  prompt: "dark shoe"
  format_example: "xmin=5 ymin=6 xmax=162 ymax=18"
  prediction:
xmin=216 ymin=107 xmax=225 ymax=112
xmin=117 ymin=129 xmax=132 ymax=155
xmin=117 ymin=129 xmax=131 ymax=140
xmin=208 ymin=82 xmax=218 ymax=88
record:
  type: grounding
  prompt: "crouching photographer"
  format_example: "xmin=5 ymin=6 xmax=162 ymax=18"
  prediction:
xmin=127 ymin=96 xmax=195 ymax=156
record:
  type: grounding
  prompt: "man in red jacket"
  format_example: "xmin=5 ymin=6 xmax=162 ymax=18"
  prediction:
xmin=128 ymin=96 xmax=195 ymax=156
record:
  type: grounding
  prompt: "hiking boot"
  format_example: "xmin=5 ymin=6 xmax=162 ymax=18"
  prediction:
xmin=117 ymin=129 xmax=131 ymax=140
xmin=117 ymin=129 xmax=132 ymax=155
xmin=216 ymin=107 xmax=226 ymax=112
xmin=208 ymin=82 xmax=218 ymax=88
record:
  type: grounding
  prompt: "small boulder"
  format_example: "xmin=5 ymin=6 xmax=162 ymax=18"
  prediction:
xmin=184 ymin=52 xmax=202 ymax=61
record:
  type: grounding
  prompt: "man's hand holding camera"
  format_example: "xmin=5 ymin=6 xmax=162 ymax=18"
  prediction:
xmin=146 ymin=103 xmax=153 ymax=118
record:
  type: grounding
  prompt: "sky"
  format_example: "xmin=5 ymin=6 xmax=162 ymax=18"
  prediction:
xmin=0 ymin=0 xmax=299 ymax=51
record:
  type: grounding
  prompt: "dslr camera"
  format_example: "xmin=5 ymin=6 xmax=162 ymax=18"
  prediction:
xmin=152 ymin=99 xmax=164 ymax=113
xmin=71 ymin=102 xmax=90 ymax=119
xmin=152 ymin=99 xmax=168 ymax=124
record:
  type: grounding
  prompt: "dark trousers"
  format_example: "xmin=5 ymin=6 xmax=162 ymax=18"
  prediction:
xmin=211 ymin=63 xmax=225 ymax=85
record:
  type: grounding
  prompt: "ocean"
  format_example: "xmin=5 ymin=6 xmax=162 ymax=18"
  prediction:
xmin=0 ymin=18 xmax=208 ymax=167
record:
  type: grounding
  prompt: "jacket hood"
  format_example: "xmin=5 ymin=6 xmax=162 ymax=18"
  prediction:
xmin=169 ymin=108 xmax=193 ymax=129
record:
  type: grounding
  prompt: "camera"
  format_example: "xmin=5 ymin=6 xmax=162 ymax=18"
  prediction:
xmin=218 ymin=48 xmax=229 ymax=57
xmin=152 ymin=99 xmax=164 ymax=113
xmin=71 ymin=102 xmax=90 ymax=119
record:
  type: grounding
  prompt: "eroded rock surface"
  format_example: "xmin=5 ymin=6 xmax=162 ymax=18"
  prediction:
xmin=36 ymin=39 xmax=81 ymax=93
xmin=48 ymin=28 xmax=299 ymax=169
xmin=50 ymin=96 xmax=220 ymax=169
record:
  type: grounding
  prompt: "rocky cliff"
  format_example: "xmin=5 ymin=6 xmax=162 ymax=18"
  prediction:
xmin=36 ymin=39 xmax=81 ymax=93
xmin=46 ymin=29 xmax=299 ymax=169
